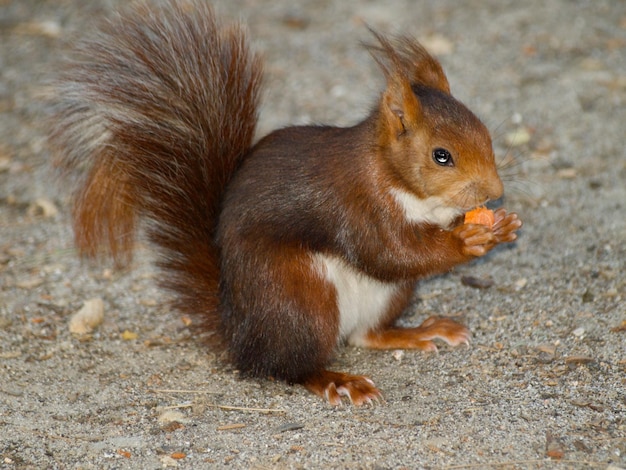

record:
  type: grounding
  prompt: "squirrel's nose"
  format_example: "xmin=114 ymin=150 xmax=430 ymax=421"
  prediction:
xmin=479 ymin=173 xmax=504 ymax=204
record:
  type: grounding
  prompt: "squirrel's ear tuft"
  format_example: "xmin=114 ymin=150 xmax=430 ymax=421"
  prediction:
xmin=366 ymin=29 xmax=423 ymax=140
xmin=366 ymin=28 xmax=451 ymax=95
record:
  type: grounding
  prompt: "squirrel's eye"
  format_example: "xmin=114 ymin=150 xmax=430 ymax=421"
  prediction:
xmin=432 ymin=148 xmax=454 ymax=167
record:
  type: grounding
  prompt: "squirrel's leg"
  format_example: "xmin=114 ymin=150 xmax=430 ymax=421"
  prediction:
xmin=223 ymin=245 xmax=383 ymax=406
xmin=224 ymin=244 xmax=388 ymax=406
xmin=349 ymin=284 xmax=470 ymax=352
xmin=360 ymin=317 xmax=470 ymax=352
xmin=222 ymin=246 xmax=339 ymax=381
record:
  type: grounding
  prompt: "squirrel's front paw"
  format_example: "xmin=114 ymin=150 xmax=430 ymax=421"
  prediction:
xmin=492 ymin=208 xmax=522 ymax=244
xmin=455 ymin=208 xmax=522 ymax=257
xmin=454 ymin=224 xmax=495 ymax=257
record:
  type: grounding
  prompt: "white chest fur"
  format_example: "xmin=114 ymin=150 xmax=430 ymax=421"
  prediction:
xmin=390 ymin=187 xmax=462 ymax=228
xmin=315 ymin=253 xmax=400 ymax=346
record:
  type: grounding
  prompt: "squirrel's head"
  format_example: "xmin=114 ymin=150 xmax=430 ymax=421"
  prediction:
xmin=368 ymin=31 xmax=503 ymax=222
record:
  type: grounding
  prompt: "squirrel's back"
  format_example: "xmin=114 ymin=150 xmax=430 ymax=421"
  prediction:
xmin=49 ymin=0 xmax=263 ymax=331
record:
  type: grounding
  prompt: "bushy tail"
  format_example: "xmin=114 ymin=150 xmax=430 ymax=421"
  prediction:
xmin=49 ymin=0 xmax=263 ymax=327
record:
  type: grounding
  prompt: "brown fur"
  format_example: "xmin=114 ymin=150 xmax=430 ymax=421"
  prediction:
xmin=49 ymin=0 xmax=521 ymax=404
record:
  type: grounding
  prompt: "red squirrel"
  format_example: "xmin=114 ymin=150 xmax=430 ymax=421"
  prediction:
xmin=49 ymin=0 xmax=522 ymax=405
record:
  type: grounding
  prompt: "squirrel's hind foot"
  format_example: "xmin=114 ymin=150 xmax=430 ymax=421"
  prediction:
xmin=303 ymin=370 xmax=383 ymax=406
xmin=358 ymin=316 xmax=471 ymax=351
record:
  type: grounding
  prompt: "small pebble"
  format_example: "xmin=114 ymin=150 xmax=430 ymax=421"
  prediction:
xmin=461 ymin=275 xmax=494 ymax=289
xmin=158 ymin=409 xmax=188 ymax=425
xmin=27 ymin=198 xmax=59 ymax=218
xmin=565 ymin=356 xmax=594 ymax=365
xmin=420 ymin=34 xmax=454 ymax=55
xmin=392 ymin=350 xmax=404 ymax=361
xmin=0 ymin=155 xmax=11 ymax=172
xmin=69 ymin=298 xmax=104 ymax=335
xmin=273 ymin=422 xmax=304 ymax=433
xmin=505 ymin=127 xmax=531 ymax=147
xmin=17 ymin=20 xmax=62 ymax=38
xmin=556 ymin=168 xmax=577 ymax=179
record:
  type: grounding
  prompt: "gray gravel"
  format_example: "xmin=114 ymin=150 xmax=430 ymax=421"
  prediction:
xmin=1 ymin=0 xmax=625 ymax=468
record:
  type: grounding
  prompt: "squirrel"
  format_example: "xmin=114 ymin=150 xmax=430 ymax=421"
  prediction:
xmin=48 ymin=0 xmax=522 ymax=406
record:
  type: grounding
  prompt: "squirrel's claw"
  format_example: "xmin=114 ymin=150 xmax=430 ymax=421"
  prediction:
xmin=304 ymin=371 xmax=383 ymax=407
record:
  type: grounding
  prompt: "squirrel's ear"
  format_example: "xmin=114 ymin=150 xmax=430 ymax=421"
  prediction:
xmin=380 ymin=76 xmax=422 ymax=139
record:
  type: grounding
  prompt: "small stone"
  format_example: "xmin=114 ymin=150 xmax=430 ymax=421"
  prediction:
xmin=536 ymin=344 xmax=556 ymax=355
xmin=120 ymin=330 xmax=138 ymax=340
xmin=158 ymin=409 xmax=188 ymax=425
xmin=420 ymin=34 xmax=454 ymax=55
xmin=581 ymin=289 xmax=594 ymax=303
xmin=514 ymin=278 xmax=528 ymax=290
xmin=505 ymin=127 xmax=531 ymax=147
xmin=556 ymin=168 xmax=577 ymax=179
xmin=28 ymin=198 xmax=59 ymax=218
xmin=69 ymin=298 xmax=104 ymax=335
xmin=461 ymin=275 xmax=494 ymax=289
xmin=0 ymin=155 xmax=11 ymax=173
xmin=16 ymin=276 xmax=44 ymax=289
xmin=15 ymin=20 xmax=62 ymax=38
xmin=273 ymin=422 xmax=304 ymax=433
xmin=565 ymin=356 xmax=594 ymax=365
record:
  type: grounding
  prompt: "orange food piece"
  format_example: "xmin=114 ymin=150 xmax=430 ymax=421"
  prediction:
xmin=464 ymin=207 xmax=495 ymax=228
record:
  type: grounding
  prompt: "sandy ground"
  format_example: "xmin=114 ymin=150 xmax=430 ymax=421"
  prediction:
xmin=1 ymin=0 xmax=625 ymax=468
